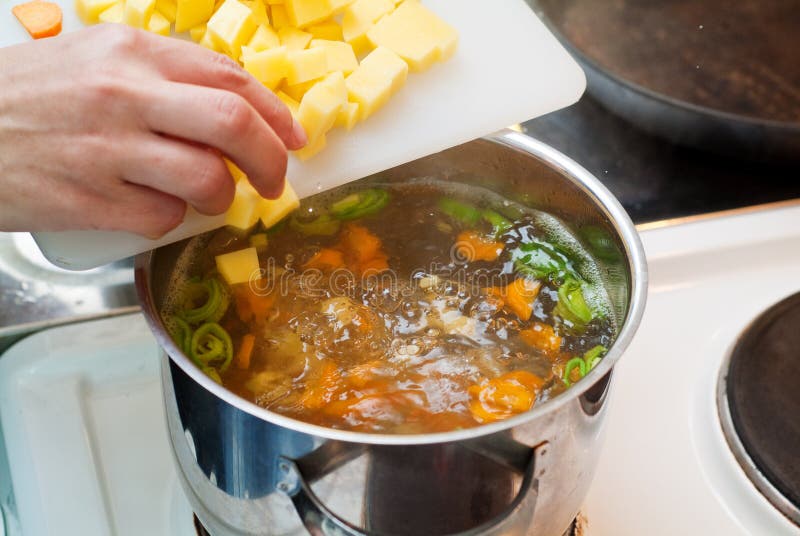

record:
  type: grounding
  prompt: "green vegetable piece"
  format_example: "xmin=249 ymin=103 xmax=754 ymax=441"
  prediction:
xmin=164 ymin=315 xmax=192 ymax=355
xmin=580 ymin=225 xmax=621 ymax=262
xmin=438 ymin=197 xmax=481 ymax=226
xmin=203 ymin=367 xmax=223 ymax=384
xmin=554 ymin=278 xmax=593 ymax=327
xmin=179 ymin=278 xmax=229 ymax=325
xmin=513 ymin=240 xmax=577 ymax=283
xmin=190 ymin=322 xmax=234 ymax=373
xmin=563 ymin=357 xmax=587 ymax=386
xmin=482 ymin=209 xmax=512 ymax=236
xmin=583 ymin=345 xmax=607 ymax=370
xmin=290 ymin=211 xmax=341 ymax=235
xmin=249 ymin=233 xmax=269 ymax=252
xmin=330 ymin=189 xmax=389 ymax=220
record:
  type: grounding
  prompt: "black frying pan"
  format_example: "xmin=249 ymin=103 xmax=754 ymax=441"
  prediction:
xmin=532 ymin=0 xmax=800 ymax=163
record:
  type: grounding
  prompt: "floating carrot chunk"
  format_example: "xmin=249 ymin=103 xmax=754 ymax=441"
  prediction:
xmin=300 ymin=360 xmax=342 ymax=410
xmin=487 ymin=278 xmax=541 ymax=322
xmin=467 ymin=370 xmax=542 ymax=423
xmin=303 ymin=247 xmax=345 ymax=271
xmin=233 ymin=281 xmax=276 ymax=324
xmin=12 ymin=0 xmax=62 ymax=39
xmin=235 ymin=333 xmax=256 ymax=369
xmin=340 ymin=223 xmax=383 ymax=263
xmin=455 ymin=230 xmax=504 ymax=262
xmin=519 ymin=322 xmax=562 ymax=355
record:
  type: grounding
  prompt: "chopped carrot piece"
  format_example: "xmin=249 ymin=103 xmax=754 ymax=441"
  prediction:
xmin=357 ymin=252 xmax=389 ymax=275
xmin=300 ymin=360 xmax=342 ymax=410
xmin=233 ymin=281 xmax=276 ymax=324
xmin=347 ymin=360 xmax=382 ymax=388
xmin=503 ymin=370 xmax=545 ymax=391
xmin=468 ymin=370 xmax=542 ymax=423
xmin=235 ymin=334 xmax=256 ymax=370
xmin=303 ymin=248 xmax=345 ymax=271
xmin=340 ymin=223 xmax=382 ymax=263
xmin=502 ymin=278 xmax=541 ymax=322
xmin=455 ymin=230 xmax=504 ymax=262
xmin=12 ymin=1 xmax=62 ymax=39
xmin=519 ymin=322 xmax=562 ymax=355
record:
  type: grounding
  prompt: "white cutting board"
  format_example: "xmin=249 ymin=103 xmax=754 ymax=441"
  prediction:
xmin=0 ymin=0 xmax=586 ymax=270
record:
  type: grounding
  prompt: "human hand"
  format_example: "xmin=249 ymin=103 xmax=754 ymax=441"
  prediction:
xmin=0 ymin=24 xmax=306 ymax=238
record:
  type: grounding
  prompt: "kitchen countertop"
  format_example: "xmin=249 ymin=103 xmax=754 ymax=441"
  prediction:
xmin=2 ymin=95 xmax=799 ymax=346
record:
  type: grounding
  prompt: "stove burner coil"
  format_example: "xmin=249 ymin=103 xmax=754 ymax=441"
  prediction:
xmin=718 ymin=291 xmax=800 ymax=525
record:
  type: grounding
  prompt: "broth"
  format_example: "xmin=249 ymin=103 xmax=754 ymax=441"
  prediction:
xmin=161 ymin=180 xmax=618 ymax=434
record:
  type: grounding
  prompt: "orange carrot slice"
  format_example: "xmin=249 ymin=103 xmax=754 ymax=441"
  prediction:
xmin=12 ymin=1 xmax=62 ymax=39
xmin=519 ymin=322 xmax=562 ymax=355
xmin=303 ymin=248 xmax=345 ymax=271
xmin=235 ymin=334 xmax=256 ymax=370
xmin=455 ymin=230 xmax=504 ymax=262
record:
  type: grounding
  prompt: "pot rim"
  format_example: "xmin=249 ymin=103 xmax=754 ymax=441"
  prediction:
xmin=135 ymin=129 xmax=648 ymax=446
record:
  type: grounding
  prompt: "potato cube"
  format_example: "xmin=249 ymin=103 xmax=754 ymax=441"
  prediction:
xmin=207 ymin=0 xmax=257 ymax=57
xmin=284 ymin=0 xmax=332 ymax=28
xmin=199 ymin=29 xmax=223 ymax=51
xmin=98 ymin=2 xmax=124 ymax=23
xmin=297 ymin=71 xmax=346 ymax=141
xmin=310 ymin=39 xmax=358 ymax=74
xmin=242 ymin=45 xmax=289 ymax=88
xmin=294 ymin=133 xmax=326 ymax=160
xmin=335 ymin=101 xmax=359 ymax=130
xmin=328 ymin=0 xmax=352 ymax=13
xmin=124 ymin=0 xmax=156 ymax=28
xmin=307 ymin=20 xmax=342 ymax=41
xmin=215 ymin=247 xmax=260 ymax=285
xmin=281 ymin=77 xmax=320 ymax=101
xmin=265 ymin=0 xmax=282 ymax=3
xmin=269 ymin=3 xmax=290 ymax=27
xmin=344 ymin=46 xmax=407 ymax=120
xmin=175 ymin=0 xmax=214 ymax=32
xmin=367 ymin=1 xmax=458 ymax=72
xmin=155 ymin=0 xmax=177 ymax=22
xmin=189 ymin=23 xmax=206 ymax=41
xmin=224 ymin=158 xmax=247 ymax=182
xmin=259 ymin=182 xmax=300 ymax=228
xmin=278 ymin=26 xmax=312 ymax=51
xmin=225 ymin=180 xmax=262 ymax=230
xmin=147 ymin=10 xmax=171 ymax=34
xmin=341 ymin=0 xmax=392 ymax=44
xmin=75 ymin=0 xmax=119 ymax=23
xmin=276 ymin=90 xmax=300 ymax=116
xmin=246 ymin=0 xmax=270 ymax=25
xmin=286 ymin=47 xmax=328 ymax=85
xmin=247 ymin=24 xmax=279 ymax=51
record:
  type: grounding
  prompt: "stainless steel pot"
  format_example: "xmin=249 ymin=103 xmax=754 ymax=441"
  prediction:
xmin=135 ymin=130 xmax=647 ymax=536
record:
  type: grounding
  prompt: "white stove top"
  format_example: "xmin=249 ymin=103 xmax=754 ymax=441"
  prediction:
xmin=2 ymin=204 xmax=800 ymax=536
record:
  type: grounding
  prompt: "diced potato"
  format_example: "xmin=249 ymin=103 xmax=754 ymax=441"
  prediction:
xmin=189 ymin=23 xmax=206 ymax=41
xmin=247 ymin=23 xmax=279 ymax=50
xmin=341 ymin=0 xmax=392 ymax=45
xmin=281 ymin=77 xmax=320 ymax=101
xmin=75 ymin=0 xmax=119 ymax=23
xmin=124 ymin=0 xmax=156 ymax=28
xmin=294 ymin=133 xmax=326 ymax=160
xmin=224 ymin=158 xmax=247 ymax=182
xmin=98 ymin=2 xmax=124 ymax=23
xmin=175 ymin=0 xmax=213 ymax=32
xmin=269 ymin=3 xmax=289 ymax=27
xmin=155 ymin=0 xmax=177 ymax=22
xmin=284 ymin=0 xmax=332 ymax=28
xmin=199 ymin=28 xmax=224 ymax=51
xmin=207 ymin=0 xmax=257 ymax=57
xmin=276 ymin=90 xmax=301 ymax=116
xmin=242 ymin=45 xmax=289 ymax=88
xmin=259 ymin=182 xmax=300 ymax=228
xmin=310 ymin=39 xmax=357 ymax=74
xmin=286 ymin=47 xmax=328 ymax=85
xmin=307 ymin=20 xmax=342 ymax=41
xmin=246 ymin=0 xmax=269 ymax=25
xmin=328 ymin=0 xmax=352 ymax=13
xmin=225 ymin=180 xmax=262 ymax=230
xmin=265 ymin=0 xmax=283 ymax=3
xmin=215 ymin=247 xmax=260 ymax=285
xmin=335 ymin=101 xmax=359 ymax=130
xmin=297 ymin=70 xmax=346 ymax=141
xmin=147 ymin=10 xmax=171 ymax=34
xmin=367 ymin=1 xmax=458 ymax=71
xmin=278 ymin=26 xmax=311 ymax=51
xmin=345 ymin=46 xmax=407 ymax=120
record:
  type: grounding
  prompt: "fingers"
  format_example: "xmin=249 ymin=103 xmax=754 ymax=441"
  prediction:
xmin=121 ymin=134 xmax=235 ymax=215
xmin=141 ymin=35 xmax=306 ymax=150
xmin=139 ymin=81 xmax=288 ymax=199
xmin=111 ymin=183 xmax=188 ymax=238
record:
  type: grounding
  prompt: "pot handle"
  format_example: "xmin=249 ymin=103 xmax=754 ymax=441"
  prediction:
xmin=278 ymin=438 xmax=548 ymax=536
